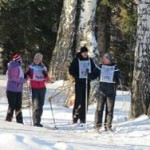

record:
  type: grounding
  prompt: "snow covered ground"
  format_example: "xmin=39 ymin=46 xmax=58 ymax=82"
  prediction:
xmin=0 ymin=76 xmax=150 ymax=150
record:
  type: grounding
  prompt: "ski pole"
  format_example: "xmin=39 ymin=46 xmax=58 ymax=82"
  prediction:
xmin=26 ymin=83 xmax=32 ymax=126
xmin=85 ymin=69 xmax=89 ymax=131
xmin=49 ymin=98 xmax=58 ymax=129
xmin=119 ymin=79 xmax=130 ymax=120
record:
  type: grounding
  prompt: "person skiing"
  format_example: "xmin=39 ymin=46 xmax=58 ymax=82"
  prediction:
xmin=6 ymin=54 xmax=24 ymax=124
xmin=24 ymin=52 xmax=50 ymax=127
xmin=88 ymin=52 xmax=124 ymax=131
xmin=69 ymin=46 xmax=96 ymax=124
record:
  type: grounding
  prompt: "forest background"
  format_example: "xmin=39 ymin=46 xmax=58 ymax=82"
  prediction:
xmin=1 ymin=0 xmax=150 ymax=118
xmin=0 ymin=0 xmax=136 ymax=85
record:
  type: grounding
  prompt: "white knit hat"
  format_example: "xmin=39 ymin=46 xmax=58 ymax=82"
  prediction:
xmin=34 ymin=53 xmax=43 ymax=61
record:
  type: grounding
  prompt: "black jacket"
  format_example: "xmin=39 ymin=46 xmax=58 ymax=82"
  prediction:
xmin=69 ymin=52 xmax=96 ymax=83
xmin=89 ymin=63 xmax=123 ymax=97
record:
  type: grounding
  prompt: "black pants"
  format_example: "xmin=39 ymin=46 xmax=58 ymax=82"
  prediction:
xmin=6 ymin=91 xmax=23 ymax=123
xmin=32 ymin=88 xmax=46 ymax=125
xmin=73 ymin=81 xmax=90 ymax=123
xmin=94 ymin=94 xmax=115 ymax=129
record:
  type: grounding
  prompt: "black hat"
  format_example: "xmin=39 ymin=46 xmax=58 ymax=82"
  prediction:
xmin=80 ymin=47 xmax=88 ymax=53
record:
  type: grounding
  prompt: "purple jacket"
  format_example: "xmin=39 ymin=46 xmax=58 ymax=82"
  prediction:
xmin=6 ymin=61 xmax=24 ymax=92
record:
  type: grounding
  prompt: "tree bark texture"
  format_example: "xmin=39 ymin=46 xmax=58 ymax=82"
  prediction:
xmin=76 ymin=0 xmax=98 ymax=56
xmin=89 ymin=4 xmax=111 ymax=104
xmin=75 ymin=0 xmax=99 ymax=105
xmin=96 ymin=4 xmax=111 ymax=55
xmin=131 ymin=0 xmax=150 ymax=118
xmin=50 ymin=0 xmax=99 ymax=79
xmin=49 ymin=0 xmax=77 ymax=80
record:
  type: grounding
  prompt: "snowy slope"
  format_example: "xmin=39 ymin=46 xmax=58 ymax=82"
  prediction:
xmin=0 ymin=77 xmax=150 ymax=150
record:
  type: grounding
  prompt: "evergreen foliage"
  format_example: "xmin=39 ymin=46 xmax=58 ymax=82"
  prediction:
xmin=0 ymin=0 xmax=63 ymax=72
xmin=98 ymin=0 xmax=137 ymax=86
xmin=0 ymin=0 xmax=137 ymax=86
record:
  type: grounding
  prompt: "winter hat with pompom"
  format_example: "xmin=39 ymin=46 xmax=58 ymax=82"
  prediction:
xmin=13 ymin=54 xmax=22 ymax=62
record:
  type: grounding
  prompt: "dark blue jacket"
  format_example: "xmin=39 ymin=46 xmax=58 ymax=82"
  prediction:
xmin=89 ymin=63 xmax=123 ymax=97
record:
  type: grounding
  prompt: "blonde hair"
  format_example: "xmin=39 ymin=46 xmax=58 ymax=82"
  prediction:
xmin=34 ymin=53 xmax=43 ymax=61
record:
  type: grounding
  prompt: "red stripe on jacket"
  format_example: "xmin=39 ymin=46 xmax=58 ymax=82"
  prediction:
xmin=25 ymin=63 xmax=50 ymax=89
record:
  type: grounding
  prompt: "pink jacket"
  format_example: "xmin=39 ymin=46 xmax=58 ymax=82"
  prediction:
xmin=6 ymin=61 xmax=24 ymax=92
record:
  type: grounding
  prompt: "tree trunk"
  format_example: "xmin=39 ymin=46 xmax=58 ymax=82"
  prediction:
xmin=89 ymin=3 xmax=112 ymax=104
xmin=75 ymin=0 xmax=99 ymax=105
xmin=49 ymin=0 xmax=77 ymax=80
xmin=131 ymin=0 xmax=150 ymax=118
xmin=96 ymin=4 xmax=111 ymax=55
xmin=49 ymin=0 xmax=99 ymax=80
xmin=76 ymin=0 xmax=98 ymax=56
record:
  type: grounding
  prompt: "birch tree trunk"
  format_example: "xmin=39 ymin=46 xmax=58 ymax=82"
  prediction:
xmin=75 ymin=0 xmax=99 ymax=105
xmin=50 ymin=0 xmax=99 ymax=80
xmin=76 ymin=0 xmax=98 ymax=56
xmin=131 ymin=0 xmax=150 ymax=118
xmin=49 ymin=0 xmax=77 ymax=80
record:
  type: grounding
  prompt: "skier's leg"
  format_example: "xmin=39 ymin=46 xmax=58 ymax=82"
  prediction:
xmin=72 ymin=83 xmax=82 ymax=123
xmin=105 ymin=95 xmax=115 ymax=130
xmin=80 ymin=83 xmax=90 ymax=123
xmin=38 ymin=88 xmax=46 ymax=125
xmin=6 ymin=91 xmax=15 ymax=122
xmin=32 ymin=88 xmax=40 ymax=126
xmin=94 ymin=95 xmax=106 ymax=129
xmin=15 ymin=92 xmax=23 ymax=124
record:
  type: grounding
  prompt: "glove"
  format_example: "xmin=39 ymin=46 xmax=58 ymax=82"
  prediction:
xmin=43 ymin=71 xmax=48 ymax=77
xmin=24 ymin=70 xmax=30 ymax=78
